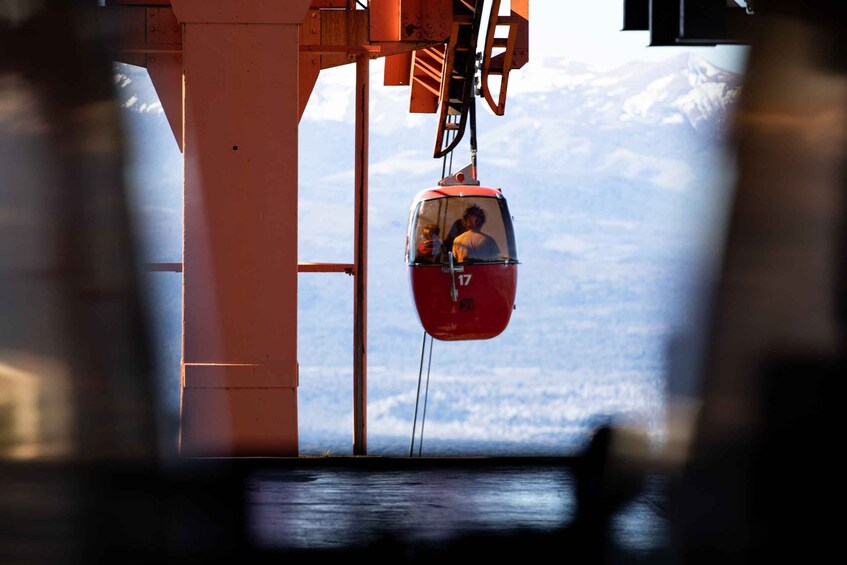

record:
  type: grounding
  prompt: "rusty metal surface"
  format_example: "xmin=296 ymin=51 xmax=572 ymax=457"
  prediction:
xmin=480 ymin=0 xmax=529 ymax=116
xmin=384 ymin=51 xmax=412 ymax=85
xmin=300 ymin=9 xmax=321 ymax=118
xmin=298 ymin=262 xmax=356 ymax=274
xmin=170 ymin=0 xmax=313 ymax=24
xmin=369 ymin=0 xmax=401 ymax=41
xmin=353 ymin=56 xmax=370 ymax=456
xmin=409 ymin=44 xmax=444 ymax=112
xmin=432 ymin=1 xmax=483 ymax=158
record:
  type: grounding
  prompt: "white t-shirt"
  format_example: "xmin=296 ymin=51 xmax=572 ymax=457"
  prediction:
xmin=452 ymin=230 xmax=501 ymax=262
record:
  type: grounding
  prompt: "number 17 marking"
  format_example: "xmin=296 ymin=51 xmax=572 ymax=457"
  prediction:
xmin=458 ymin=274 xmax=472 ymax=286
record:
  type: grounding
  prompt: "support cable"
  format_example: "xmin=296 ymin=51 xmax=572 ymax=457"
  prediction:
xmin=441 ymin=114 xmax=458 ymax=178
xmin=409 ymin=331 xmax=428 ymax=457
xmin=417 ymin=334 xmax=435 ymax=456
xmin=448 ymin=124 xmax=455 ymax=175
xmin=433 ymin=0 xmax=485 ymax=158
xmin=469 ymin=72 xmax=479 ymax=174
xmin=409 ymin=331 xmax=435 ymax=457
xmin=440 ymin=61 xmax=481 ymax=180
xmin=412 ymin=54 xmax=484 ymax=459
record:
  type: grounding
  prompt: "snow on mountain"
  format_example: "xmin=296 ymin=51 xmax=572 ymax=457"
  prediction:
xmin=503 ymin=53 xmax=740 ymax=133
xmin=115 ymin=52 xmax=742 ymax=456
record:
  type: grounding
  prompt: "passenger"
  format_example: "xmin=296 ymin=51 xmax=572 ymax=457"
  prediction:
xmin=440 ymin=217 xmax=466 ymax=261
xmin=452 ymin=204 xmax=501 ymax=262
xmin=416 ymin=224 xmax=442 ymax=263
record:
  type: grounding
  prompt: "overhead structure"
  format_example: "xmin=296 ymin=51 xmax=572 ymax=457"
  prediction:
xmin=623 ymin=0 xmax=756 ymax=45
xmin=103 ymin=0 xmax=529 ymax=457
xmin=383 ymin=0 xmax=529 ymax=157
xmin=479 ymin=0 xmax=529 ymax=116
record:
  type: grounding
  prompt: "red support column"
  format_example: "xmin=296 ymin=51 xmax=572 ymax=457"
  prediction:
xmin=353 ymin=55 xmax=369 ymax=455
xmin=172 ymin=0 xmax=310 ymax=457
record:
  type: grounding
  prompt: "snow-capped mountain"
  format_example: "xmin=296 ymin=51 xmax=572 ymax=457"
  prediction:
xmin=504 ymin=53 xmax=740 ymax=131
xmin=116 ymin=53 xmax=742 ymax=456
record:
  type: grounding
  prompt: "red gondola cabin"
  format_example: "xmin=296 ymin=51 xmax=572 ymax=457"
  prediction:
xmin=405 ymin=168 xmax=518 ymax=340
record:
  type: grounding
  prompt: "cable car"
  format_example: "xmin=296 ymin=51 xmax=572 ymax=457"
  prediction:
xmin=405 ymin=165 xmax=519 ymax=341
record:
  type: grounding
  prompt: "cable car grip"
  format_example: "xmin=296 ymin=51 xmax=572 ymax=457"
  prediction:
xmin=446 ymin=251 xmax=460 ymax=303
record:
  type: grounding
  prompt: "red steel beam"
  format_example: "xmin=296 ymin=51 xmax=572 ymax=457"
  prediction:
xmin=298 ymin=263 xmax=355 ymax=274
xmin=353 ymin=55 xmax=369 ymax=456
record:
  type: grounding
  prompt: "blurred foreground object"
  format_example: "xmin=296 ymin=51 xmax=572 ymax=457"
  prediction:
xmin=669 ymin=1 xmax=847 ymax=562
xmin=1 ymin=2 xmax=245 ymax=563
xmin=0 ymin=0 xmax=155 ymax=464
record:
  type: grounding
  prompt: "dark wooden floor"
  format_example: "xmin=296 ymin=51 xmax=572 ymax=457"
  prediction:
xmin=0 ymin=456 xmax=671 ymax=564
xmin=244 ymin=456 xmax=670 ymax=562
